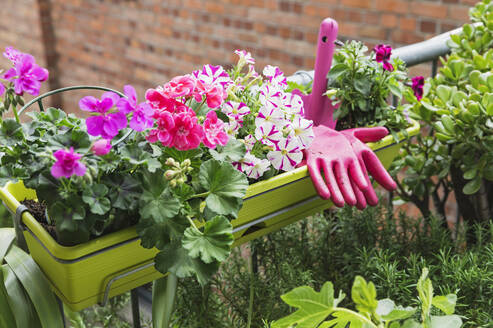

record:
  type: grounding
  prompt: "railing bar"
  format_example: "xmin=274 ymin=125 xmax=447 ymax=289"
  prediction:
xmin=431 ymin=58 xmax=438 ymax=77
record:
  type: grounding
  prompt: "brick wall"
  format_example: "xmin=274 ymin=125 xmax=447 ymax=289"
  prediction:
xmin=0 ymin=0 xmax=477 ymax=111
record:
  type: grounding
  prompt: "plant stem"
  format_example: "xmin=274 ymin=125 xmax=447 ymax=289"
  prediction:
xmin=246 ymin=247 xmax=255 ymax=328
xmin=11 ymin=103 xmax=20 ymax=124
xmin=186 ymin=216 xmax=198 ymax=230
xmin=188 ymin=191 xmax=210 ymax=200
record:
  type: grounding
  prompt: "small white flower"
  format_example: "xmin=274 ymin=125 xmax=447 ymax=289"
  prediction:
xmin=282 ymin=92 xmax=304 ymax=116
xmin=255 ymin=102 xmax=285 ymax=126
xmin=267 ymin=137 xmax=303 ymax=172
xmin=232 ymin=152 xmax=256 ymax=173
xmin=263 ymin=65 xmax=287 ymax=89
xmin=224 ymin=119 xmax=241 ymax=137
xmin=259 ymin=84 xmax=283 ymax=107
xmin=255 ymin=121 xmax=282 ymax=148
xmin=235 ymin=49 xmax=255 ymax=65
xmin=287 ymin=116 xmax=315 ymax=148
xmin=243 ymin=134 xmax=257 ymax=152
xmin=222 ymin=101 xmax=250 ymax=122
xmin=246 ymin=155 xmax=271 ymax=179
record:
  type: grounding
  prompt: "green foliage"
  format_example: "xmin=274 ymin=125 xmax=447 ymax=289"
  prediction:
xmin=326 ymin=41 xmax=411 ymax=134
xmin=0 ymin=228 xmax=64 ymax=328
xmin=272 ymin=270 xmax=461 ymax=328
xmin=171 ymin=202 xmax=493 ymax=327
xmin=391 ymin=0 xmax=493 ymax=231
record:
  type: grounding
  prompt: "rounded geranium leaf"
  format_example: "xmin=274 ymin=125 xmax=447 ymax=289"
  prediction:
xmin=198 ymin=159 xmax=248 ymax=216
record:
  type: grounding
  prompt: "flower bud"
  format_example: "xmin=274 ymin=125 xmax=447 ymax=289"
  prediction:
xmin=177 ymin=177 xmax=185 ymax=185
xmin=169 ymin=179 xmax=177 ymax=188
xmin=324 ymin=89 xmax=338 ymax=98
xmin=91 ymin=139 xmax=112 ymax=156
xmin=164 ymin=170 xmax=177 ymax=180
xmin=187 ymin=167 xmax=193 ymax=173
xmin=182 ymin=159 xmax=191 ymax=167
xmin=165 ymin=157 xmax=177 ymax=166
xmin=199 ymin=201 xmax=206 ymax=213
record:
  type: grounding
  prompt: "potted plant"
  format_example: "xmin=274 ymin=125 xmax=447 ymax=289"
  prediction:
xmin=0 ymin=29 xmax=420 ymax=312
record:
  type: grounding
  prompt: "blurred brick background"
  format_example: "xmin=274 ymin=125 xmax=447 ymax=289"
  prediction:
xmin=0 ymin=0 xmax=477 ymax=110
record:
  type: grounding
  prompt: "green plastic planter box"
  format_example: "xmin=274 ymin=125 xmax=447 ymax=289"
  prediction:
xmin=0 ymin=121 xmax=419 ymax=311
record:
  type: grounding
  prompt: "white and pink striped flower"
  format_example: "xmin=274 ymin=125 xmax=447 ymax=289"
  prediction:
xmin=263 ymin=65 xmax=287 ymax=88
xmin=222 ymin=101 xmax=251 ymax=122
xmin=235 ymin=49 xmax=255 ymax=65
xmin=254 ymin=121 xmax=282 ymax=148
xmin=267 ymin=137 xmax=303 ymax=172
xmin=243 ymin=134 xmax=257 ymax=152
xmin=246 ymin=155 xmax=271 ymax=179
xmin=193 ymin=64 xmax=232 ymax=89
xmin=259 ymin=84 xmax=282 ymax=107
xmin=256 ymin=102 xmax=285 ymax=126
xmin=287 ymin=116 xmax=315 ymax=148
xmin=224 ymin=119 xmax=241 ymax=137
xmin=232 ymin=152 xmax=256 ymax=173
xmin=282 ymin=92 xmax=304 ymax=116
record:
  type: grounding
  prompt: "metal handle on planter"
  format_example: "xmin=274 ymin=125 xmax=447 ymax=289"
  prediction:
xmin=13 ymin=204 xmax=29 ymax=251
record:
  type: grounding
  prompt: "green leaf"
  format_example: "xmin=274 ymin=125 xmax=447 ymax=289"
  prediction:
xmin=432 ymin=294 xmax=457 ymax=315
xmin=417 ymin=268 xmax=433 ymax=318
xmin=436 ymin=85 xmax=451 ymax=102
xmin=0 ymin=267 xmax=16 ymax=328
xmin=2 ymin=264 xmax=40 ymax=328
xmin=401 ymin=319 xmax=421 ymax=328
xmin=352 ymin=276 xmax=378 ymax=315
xmin=272 ymin=282 xmax=343 ymax=328
xmin=4 ymin=246 xmax=64 ymax=328
xmin=209 ymin=138 xmax=246 ymax=162
xmin=139 ymin=188 xmax=181 ymax=223
xmin=381 ymin=306 xmax=416 ymax=321
xmin=429 ymin=315 xmax=462 ymax=328
xmin=0 ymin=119 xmax=24 ymax=147
xmin=0 ymin=229 xmax=15 ymax=263
xmin=389 ymin=83 xmax=402 ymax=99
xmin=136 ymin=215 xmax=189 ymax=250
xmin=327 ymin=63 xmax=349 ymax=81
xmin=182 ymin=216 xmax=234 ymax=263
xmin=463 ymin=176 xmax=481 ymax=195
xmin=483 ymin=165 xmax=493 ymax=181
xmin=199 ymin=159 xmax=248 ymax=216
xmin=463 ymin=168 xmax=478 ymax=180
xmin=322 ymin=311 xmax=371 ymax=328
xmin=154 ymin=242 xmax=220 ymax=286
xmin=152 ymin=274 xmax=178 ymax=328
xmin=82 ymin=184 xmax=111 ymax=215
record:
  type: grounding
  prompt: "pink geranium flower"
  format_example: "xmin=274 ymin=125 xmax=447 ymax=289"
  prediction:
xmin=145 ymin=88 xmax=176 ymax=111
xmin=51 ymin=148 xmax=87 ymax=179
xmin=79 ymin=92 xmax=127 ymax=140
xmin=171 ymin=108 xmax=204 ymax=150
xmin=203 ymin=111 xmax=229 ymax=149
xmin=3 ymin=52 xmax=49 ymax=96
xmin=196 ymin=81 xmax=227 ymax=109
xmin=147 ymin=109 xmax=175 ymax=146
xmin=3 ymin=47 xmax=23 ymax=65
xmin=411 ymin=76 xmax=424 ymax=101
xmin=91 ymin=139 xmax=112 ymax=156
xmin=0 ymin=83 xmax=5 ymax=97
xmin=374 ymin=44 xmax=394 ymax=72
xmin=160 ymin=75 xmax=196 ymax=98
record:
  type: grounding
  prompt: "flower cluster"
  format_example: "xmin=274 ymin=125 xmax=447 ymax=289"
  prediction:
xmin=145 ymin=70 xmax=230 ymax=151
xmin=1 ymin=47 xmax=49 ymax=96
xmin=224 ymin=51 xmax=314 ymax=179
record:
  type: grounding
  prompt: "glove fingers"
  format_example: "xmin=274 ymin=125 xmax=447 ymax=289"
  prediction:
xmin=358 ymin=158 xmax=379 ymax=206
xmin=349 ymin=159 xmax=369 ymax=191
xmin=363 ymin=150 xmax=397 ymax=191
xmin=350 ymin=177 xmax=367 ymax=210
xmin=307 ymin=158 xmax=331 ymax=200
xmin=353 ymin=127 xmax=389 ymax=143
xmin=333 ymin=160 xmax=357 ymax=206
xmin=321 ymin=160 xmax=345 ymax=207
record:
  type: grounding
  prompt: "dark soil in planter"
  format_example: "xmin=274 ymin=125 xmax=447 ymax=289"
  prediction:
xmin=21 ymin=199 xmax=57 ymax=240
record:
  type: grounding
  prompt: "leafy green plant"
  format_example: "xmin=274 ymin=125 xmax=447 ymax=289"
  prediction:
xmin=271 ymin=269 xmax=462 ymax=328
xmin=391 ymin=0 xmax=493 ymax=240
xmin=325 ymin=40 xmax=411 ymax=136
xmin=0 ymin=228 xmax=64 ymax=328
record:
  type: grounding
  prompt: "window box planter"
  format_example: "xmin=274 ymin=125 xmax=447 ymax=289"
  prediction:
xmin=0 ymin=120 xmax=419 ymax=311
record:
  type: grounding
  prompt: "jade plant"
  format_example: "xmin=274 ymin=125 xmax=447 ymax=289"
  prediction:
xmin=271 ymin=268 xmax=462 ymax=328
xmin=390 ymin=0 xmax=493 ymax=240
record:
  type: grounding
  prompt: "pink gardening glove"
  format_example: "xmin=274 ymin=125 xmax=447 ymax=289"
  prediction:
xmin=305 ymin=125 xmax=396 ymax=209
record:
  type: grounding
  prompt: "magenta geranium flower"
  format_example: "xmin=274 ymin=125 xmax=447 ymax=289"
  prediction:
xmin=0 ymin=83 xmax=5 ymax=97
xmin=3 ymin=47 xmax=23 ymax=65
xmin=116 ymin=85 xmax=138 ymax=114
xmin=116 ymin=85 xmax=154 ymax=131
xmin=3 ymin=53 xmax=49 ymax=96
xmin=374 ymin=44 xmax=394 ymax=72
xmin=203 ymin=111 xmax=229 ymax=149
xmin=51 ymin=148 xmax=87 ymax=179
xmin=411 ymin=76 xmax=425 ymax=101
xmin=79 ymin=92 xmax=127 ymax=140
